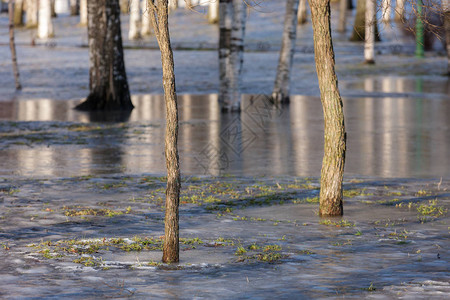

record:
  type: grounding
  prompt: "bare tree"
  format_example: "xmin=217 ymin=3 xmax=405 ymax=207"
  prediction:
xmin=309 ymin=0 xmax=346 ymax=216
xmin=70 ymin=0 xmax=80 ymax=16
xmin=141 ymin=0 xmax=153 ymax=36
xmin=79 ymin=0 xmax=87 ymax=25
xmin=365 ymin=0 xmax=375 ymax=63
xmin=381 ymin=0 xmax=391 ymax=22
xmin=395 ymin=0 xmax=406 ymax=21
xmin=272 ymin=0 xmax=299 ymax=103
xmin=338 ymin=0 xmax=347 ymax=32
xmin=147 ymin=0 xmax=181 ymax=263
xmin=208 ymin=0 xmax=219 ymax=24
xmin=298 ymin=0 xmax=307 ymax=24
xmin=445 ymin=0 xmax=450 ymax=74
xmin=218 ymin=0 xmax=247 ymax=112
xmin=26 ymin=0 xmax=38 ymax=28
xmin=13 ymin=0 xmax=24 ymax=26
xmin=9 ymin=0 xmax=21 ymax=90
xmin=350 ymin=0 xmax=380 ymax=41
xmin=75 ymin=0 xmax=133 ymax=111
xmin=129 ymin=0 xmax=141 ymax=40
xmin=37 ymin=0 xmax=54 ymax=39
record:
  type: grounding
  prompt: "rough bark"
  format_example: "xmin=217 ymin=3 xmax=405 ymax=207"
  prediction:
xmin=14 ymin=0 xmax=24 ymax=26
xmin=364 ymin=0 xmax=375 ymax=63
xmin=350 ymin=0 xmax=380 ymax=41
xmin=75 ymin=0 xmax=133 ymax=111
xmin=208 ymin=0 xmax=219 ymax=24
xmin=148 ymin=0 xmax=181 ymax=264
xmin=37 ymin=0 xmax=54 ymax=39
xmin=129 ymin=0 xmax=141 ymax=40
xmin=298 ymin=0 xmax=307 ymax=24
xmin=218 ymin=0 xmax=247 ymax=112
xmin=338 ymin=0 xmax=347 ymax=32
xmin=70 ymin=0 xmax=80 ymax=16
xmin=26 ymin=0 xmax=38 ymax=28
xmin=444 ymin=0 xmax=450 ymax=75
xmin=272 ymin=0 xmax=299 ymax=103
xmin=9 ymin=0 xmax=22 ymax=90
xmin=309 ymin=0 xmax=346 ymax=217
xmin=395 ymin=0 xmax=405 ymax=22
xmin=381 ymin=0 xmax=391 ymax=23
xmin=79 ymin=0 xmax=87 ymax=25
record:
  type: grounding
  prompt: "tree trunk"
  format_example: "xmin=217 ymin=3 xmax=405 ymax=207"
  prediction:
xmin=364 ymin=0 xmax=375 ymax=63
xmin=129 ymin=0 xmax=141 ymax=40
xmin=26 ymin=0 xmax=38 ymax=28
xmin=208 ymin=0 xmax=219 ymax=24
xmin=70 ymin=0 xmax=79 ymax=16
xmin=218 ymin=0 xmax=247 ymax=112
xmin=309 ymin=0 xmax=346 ymax=217
xmin=272 ymin=0 xmax=298 ymax=103
xmin=395 ymin=0 xmax=405 ymax=22
xmin=148 ymin=0 xmax=181 ymax=264
xmin=14 ymin=0 xmax=24 ymax=27
xmin=347 ymin=0 xmax=354 ymax=9
xmin=141 ymin=0 xmax=152 ymax=36
xmin=50 ymin=0 xmax=56 ymax=18
xmin=350 ymin=0 xmax=380 ymax=41
xmin=9 ymin=0 xmax=22 ymax=90
xmin=298 ymin=0 xmax=307 ymax=24
xmin=169 ymin=0 xmax=178 ymax=11
xmin=37 ymin=0 xmax=54 ymax=39
xmin=79 ymin=0 xmax=87 ymax=25
xmin=444 ymin=0 xmax=450 ymax=75
xmin=75 ymin=0 xmax=133 ymax=111
xmin=338 ymin=0 xmax=347 ymax=32
xmin=120 ymin=0 xmax=129 ymax=13
xmin=381 ymin=0 xmax=391 ymax=22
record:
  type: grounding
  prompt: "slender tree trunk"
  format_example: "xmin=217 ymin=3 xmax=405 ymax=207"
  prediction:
xmin=75 ymin=0 xmax=133 ymax=111
xmin=26 ymin=0 xmax=38 ymax=28
xmin=148 ymin=0 xmax=181 ymax=264
xmin=37 ymin=0 xmax=54 ymax=39
xmin=309 ymin=0 xmax=346 ymax=217
xmin=364 ymin=0 xmax=375 ymax=63
xmin=129 ymin=0 xmax=141 ymax=40
xmin=219 ymin=0 xmax=247 ymax=112
xmin=338 ymin=0 xmax=347 ymax=32
xmin=141 ymin=0 xmax=152 ymax=36
xmin=9 ymin=0 xmax=22 ymax=90
xmin=381 ymin=0 xmax=391 ymax=22
xmin=169 ymin=0 xmax=178 ymax=11
xmin=347 ymin=0 xmax=354 ymax=9
xmin=272 ymin=0 xmax=298 ymax=103
xmin=14 ymin=0 xmax=24 ymax=26
xmin=395 ymin=0 xmax=405 ymax=22
xmin=350 ymin=0 xmax=380 ymax=41
xmin=208 ymin=0 xmax=219 ymax=24
xmin=79 ymin=0 xmax=87 ymax=25
xmin=298 ymin=0 xmax=307 ymax=24
xmin=70 ymin=0 xmax=79 ymax=16
xmin=444 ymin=0 xmax=450 ymax=75
xmin=50 ymin=0 xmax=56 ymax=18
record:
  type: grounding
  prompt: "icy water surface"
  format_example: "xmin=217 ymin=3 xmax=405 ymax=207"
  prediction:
xmin=1 ymin=88 xmax=449 ymax=178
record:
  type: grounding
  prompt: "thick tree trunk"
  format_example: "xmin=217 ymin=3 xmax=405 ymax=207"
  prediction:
xmin=364 ymin=0 xmax=375 ymax=63
xmin=395 ymin=0 xmax=405 ymax=22
xmin=26 ymin=0 xmax=38 ymax=28
xmin=338 ymin=0 xmax=347 ymax=32
xmin=70 ymin=0 xmax=79 ymax=16
xmin=141 ymin=0 xmax=152 ymax=36
xmin=381 ymin=0 xmax=391 ymax=22
xmin=444 ymin=0 xmax=450 ymax=75
xmin=79 ymin=0 xmax=87 ymax=25
xmin=148 ymin=0 xmax=181 ymax=264
xmin=218 ymin=0 xmax=247 ymax=112
xmin=309 ymin=0 xmax=346 ymax=217
xmin=9 ymin=0 xmax=22 ymax=90
xmin=208 ymin=0 xmax=219 ymax=24
xmin=129 ymin=0 xmax=141 ymax=40
xmin=37 ymin=0 xmax=54 ymax=39
xmin=347 ymin=0 xmax=353 ymax=9
xmin=50 ymin=0 xmax=56 ymax=18
xmin=75 ymin=0 xmax=133 ymax=111
xmin=272 ymin=0 xmax=298 ymax=103
xmin=298 ymin=0 xmax=307 ymax=24
xmin=350 ymin=0 xmax=380 ymax=41
xmin=14 ymin=0 xmax=24 ymax=26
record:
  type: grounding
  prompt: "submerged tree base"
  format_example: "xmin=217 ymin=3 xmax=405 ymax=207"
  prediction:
xmin=75 ymin=93 xmax=134 ymax=111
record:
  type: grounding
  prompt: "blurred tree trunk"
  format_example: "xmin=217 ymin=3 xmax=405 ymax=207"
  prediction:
xmin=338 ymin=0 xmax=347 ymax=32
xmin=272 ymin=0 xmax=298 ymax=103
xmin=14 ymin=0 xmax=24 ymax=26
xmin=120 ymin=0 xmax=129 ymax=13
xmin=444 ymin=0 xmax=450 ymax=75
xmin=129 ymin=0 xmax=141 ymax=40
xmin=37 ymin=0 xmax=54 ymax=39
xmin=147 ymin=0 xmax=181 ymax=264
xmin=381 ymin=0 xmax=391 ymax=22
xmin=208 ymin=0 xmax=219 ymax=24
xmin=141 ymin=0 xmax=153 ymax=36
xmin=169 ymin=0 xmax=178 ymax=11
xmin=309 ymin=0 xmax=346 ymax=216
xmin=70 ymin=0 xmax=80 ymax=16
xmin=395 ymin=0 xmax=405 ymax=22
xmin=218 ymin=0 xmax=246 ymax=112
xmin=9 ymin=0 xmax=22 ymax=90
xmin=50 ymin=0 xmax=56 ymax=18
xmin=298 ymin=0 xmax=307 ymax=24
xmin=364 ymin=0 xmax=375 ymax=63
xmin=26 ymin=0 xmax=38 ymax=28
xmin=79 ymin=0 xmax=87 ymax=25
xmin=350 ymin=0 xmax=380 ymax=41
xmin=76 ymin=0 xmax=133 ymax=111
xmin=347 ymin=0 xmax=353 ymax=9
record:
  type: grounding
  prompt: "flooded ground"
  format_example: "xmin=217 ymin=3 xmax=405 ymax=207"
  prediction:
xmin=0 ymin=1 xmax=449 ymax=299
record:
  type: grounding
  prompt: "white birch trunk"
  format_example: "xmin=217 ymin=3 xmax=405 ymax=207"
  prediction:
xmin=297 ymin=0 xmax=307 ymax=24
xmin=141 ymin=0 xmax=152 ymax=36
xmin=272 ymin=0 xmax=299 ymax=103
xmin=208 ymin=1 xmax=219 ymax=24
xmin=218 ymin=0 xmax=246 ymax=112
xmin=364 ymin=0 xmax=375 ymax=63
xmin=381 ymin=0 xmax=391 ymax=22
xmin=128 ymin=0 xmax=141 ymax=40
xmin=169 ymin=0 xmax=178 ymax=11
xmin=26 ymin=0 xmax=38 ymax=28
xmin=79 ymin=0 xmax=87 ymax=25
xmin=395 ymin=0 xmax=405 ymax=21
xmin=338 ymin=0 xmax=347 ymax=32
xmin=38 ymin=0 xmax=54 ymax=39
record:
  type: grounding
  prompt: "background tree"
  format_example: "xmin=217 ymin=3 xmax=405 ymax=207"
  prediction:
xmin=309 ymin=0 xmax=346 ymax=216
xmin=208 ymin=0 xmax=219 ymax=24
xmin=70 ymin=0 xmax=79 ymax=16
xmin=395 ymin=0 xmax=406 ymax=21
xmin=37 ymin=0 xmax=54 ymax=39
xmin=147 ymin=0 xmax=181 ymax=263
xmin=141 ymin=0 xmax=153 ymax=36
xmin=219 ymin=0 xmax=247 ymax=112
xmin=79 ymin=0 xmax=87 ymax=25
xmin=13 ymin=0 xmax=24 ymax=26
xmin=298 ymin=0 xmax=307 ymax=24
xmin=350 ymin=0 xmax=380 ymax=41
xmin=381 ymin=0 xmax=391 ymax=22
xmin=444 ymin=0 xmax=450 ymax=75
xmin=9 ymin=0 xmax=21 ymax=90
xmin=338 ymin=0 xmax=347 ymax=32
xmin=129 ymin=0 xmax=141 ymax=40
xmin=272 ymin=0 xmax=299 ymax=103
xmin=364 ymin=0 xmax=375 ymax=63
xmin=26 ymin=0 xmax=38 ymax=28
xmin=75 ymin=0 xmax=133 ymax=111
